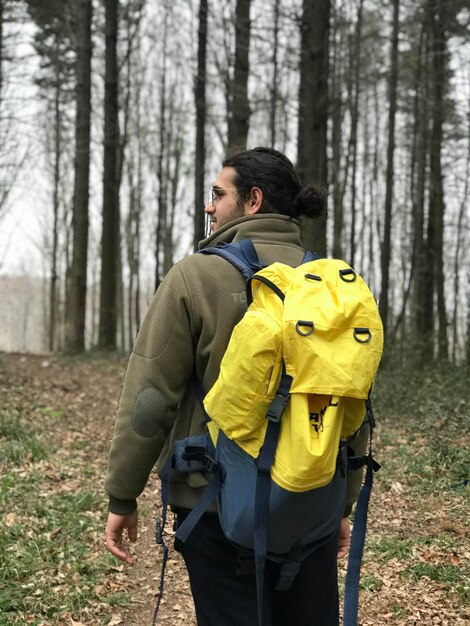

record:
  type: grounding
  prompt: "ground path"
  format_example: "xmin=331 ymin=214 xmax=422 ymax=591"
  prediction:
xmin=0 ymin=353 xmax=467 ymax=625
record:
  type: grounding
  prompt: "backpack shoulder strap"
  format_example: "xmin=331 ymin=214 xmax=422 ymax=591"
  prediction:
xmin=301 ymin=250 xmax=323 ymax=263
xmin=343 ymin=398 xmax=381 ymax=626
xmin=198 ymin=239 xmax=265 ymax=280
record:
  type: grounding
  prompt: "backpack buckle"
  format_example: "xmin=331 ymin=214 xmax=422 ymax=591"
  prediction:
xmin=202 ymin=455 xmax=219 ymax=474
xmin=266 ymin=392 xmax=289 ymax=423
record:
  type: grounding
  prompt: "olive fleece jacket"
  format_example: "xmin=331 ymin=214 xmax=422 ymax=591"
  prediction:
xmin=105 ymin=213 xmax=369 ymax=516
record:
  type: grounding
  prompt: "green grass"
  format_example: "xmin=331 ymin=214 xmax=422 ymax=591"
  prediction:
xmin=374 ymin=360 xmax=470 ymax=489
xmin=0 ymin=414 xmax=122 ymax=624
xmin=402 ymin=562 xmax=469 ymax=603
xmin=0 ymin=409 xmax=47 ymax=464
xmin=362 ymin=360 xmax=470 ymax=609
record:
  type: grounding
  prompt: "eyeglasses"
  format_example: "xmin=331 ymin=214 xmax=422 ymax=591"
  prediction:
xmin=207 ymin=186 xmax=236 ymax=206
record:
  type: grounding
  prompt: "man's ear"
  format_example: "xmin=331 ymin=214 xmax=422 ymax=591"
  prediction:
xmin=244 ymin=187 xmax=263 ymax=215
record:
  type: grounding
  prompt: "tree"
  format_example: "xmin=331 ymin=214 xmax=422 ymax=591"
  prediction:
xmin=193 ymin=0 xmax=208 ymax=249
xmin=65 ymin=0 xmax=92 ymax=353
xmin=121 ymin=0 xmax=145 ymax=349
xmin=269 ymin=0 xmax=280 ymax=147
xmin=427 ymin=0 xmax=449 ymax=360
xmin=0 ymin=0 xmax=27 ymax=226
xmin=347 ymin=0 xmax=364 ymax=267
xmin=379 ymin=0 xmax=400 ymax=334
xmin=227 ymin=0 xmax=251 ymax=154
xmin=98 ymin=0 xmax=120 ymax=350
xmin=297 ymin=0 xmax=330 ymax=255
xmin=27 ymin=1 xmax=76 ymax=351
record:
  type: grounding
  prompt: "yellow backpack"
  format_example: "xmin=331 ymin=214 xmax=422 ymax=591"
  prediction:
xmin=166 ymin=240 xmax=383 ymax=626
xmin=205 ymin=257 xmax=383 ymax=492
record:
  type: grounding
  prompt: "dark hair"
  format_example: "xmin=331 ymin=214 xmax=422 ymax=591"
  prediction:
xmin=222 ymin=146 xmax=325 ymax=219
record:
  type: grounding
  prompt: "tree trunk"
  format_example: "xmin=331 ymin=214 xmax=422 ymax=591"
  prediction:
xmin=193 ymin=0 xmax=207 ymax=249
xmin=297 ymin=0 xmax=330 ymax=255
xmin=269 ymin=0 xmax=280 ymax=147
xmin=64 ymin=0 xmax=92 ymax=353
xmin=452 ymin=105 xmax=469 ymax=362
xmin=50 ymin=56 xmax=61 ymax=352
xmin=348 ymin=0 xmax=363 ymax=267
xmin=98 ymin=0 xmax=120 ymax=350
xmin=227 ymin=0 xmax=251 ymax=154
xmin=452 ymin=170 xmax=468 ymax=362
xmin=411 ymin=24 xmax=431 ymax=355
xmin=155 ymin=5 xmax=169 ymax=287
xmin=428 ymin=0 xmax=448 ymax=360
xmin=0 ymin=0 xmax=3 ymax=105
xmin=379 ymin=0 xmax=399 ymax=334
xmin=331 ymin=2 xmax=344 ymax=260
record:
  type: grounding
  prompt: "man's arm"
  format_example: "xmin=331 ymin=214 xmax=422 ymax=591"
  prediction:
xmin=104 ymin=264 xmax=197 ymax=559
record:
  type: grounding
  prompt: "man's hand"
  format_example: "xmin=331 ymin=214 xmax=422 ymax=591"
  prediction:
xmin=337 ymin=516 xmax=351 ymax=559
xmin=105 ymin=510 xmax=138 ymax=565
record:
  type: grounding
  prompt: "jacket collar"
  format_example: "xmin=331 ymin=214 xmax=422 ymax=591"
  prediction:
xmin=198 ymin=214 xmax=302 ymax=250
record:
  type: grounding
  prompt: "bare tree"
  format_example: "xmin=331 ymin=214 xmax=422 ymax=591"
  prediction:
xmin=427 ymin=0 xmax=449 ymax=360
xmin=347 ymin=0 xmax=363 ymax=267
xmin=193 ymin=0 xmax=208 ymax=249
xmin=379 ymin=0 xmax=400 ymax=334
xmin=227 ymin=0 xmax=251 ymax=154
xmin=65 ymin=0 xmax=92 ymax=353
xmin=269 ymin=0 xmax=280 ymax=147
xmin=297 ymin=0 xmax=330 ymax=255
xmin=98 ymin=0 xmax=120 ymax=350
xmin=0 ymin=0 xmax=27 ymax=226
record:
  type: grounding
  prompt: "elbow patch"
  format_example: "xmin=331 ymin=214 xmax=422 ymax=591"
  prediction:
xmin=132 ymin=387 xmax=168 ymax=438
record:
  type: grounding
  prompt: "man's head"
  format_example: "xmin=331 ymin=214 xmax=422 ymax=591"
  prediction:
xmin=204 ymin=147 xmax=325 ymax=233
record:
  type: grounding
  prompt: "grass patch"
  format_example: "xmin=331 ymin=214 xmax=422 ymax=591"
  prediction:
xmin=370 ymin=537 xmax=415 ymax=560
xmin=39 ymin=406 xmax=64 ymax=419
xmin=0 ymin=409 xmax=47 ymax=465
xmin=0 ymin=468 xmax=117 ymax=623
xmin=374 ymin=361 xmax=470 ymax=489
xmin=403 ymin=562 xmax=460 ymax=584
xmin=402 ymin=562 xmax=469 ymax=602
xmin=361 ymin=574 xmax=382 ymax=592
xmin=0 ymin=391 xmax=121 ymax=624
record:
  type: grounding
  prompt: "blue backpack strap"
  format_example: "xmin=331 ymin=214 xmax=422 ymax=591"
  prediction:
xmin=198 ymin=239 xmax=265 ymax=280
xmin=253 ymin=370 xmax=293 ymax=626
xmin=152 ymin=455 xmax=173 ymax=625
xmin=302 ymin=250 xmax=323 ymax=263
xmin=175 ymin=464 xmax=224 ymax=542
xmin=343 ymin=398 xmax=380 ymax=626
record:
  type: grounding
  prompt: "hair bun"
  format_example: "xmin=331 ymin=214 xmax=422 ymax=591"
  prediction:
xmin=292 ymin=185 xmax=326 ymax=219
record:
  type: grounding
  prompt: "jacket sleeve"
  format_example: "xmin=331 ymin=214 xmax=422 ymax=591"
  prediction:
xmin=105 ymin=264 xmax=196 ymax=513
xmin=344 ymin=417 xmax=370 ymax=516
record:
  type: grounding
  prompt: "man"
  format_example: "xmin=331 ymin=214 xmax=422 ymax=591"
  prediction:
xmin=105 ymin=147 xmax=368 ymax=626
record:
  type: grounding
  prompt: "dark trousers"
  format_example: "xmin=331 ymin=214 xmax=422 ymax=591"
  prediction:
xmin=174 ymin=512 xmax=339 ymax=626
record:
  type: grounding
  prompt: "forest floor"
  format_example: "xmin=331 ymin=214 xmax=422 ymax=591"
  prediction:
xmin=0 ymin=352 xmax=468 ymax=626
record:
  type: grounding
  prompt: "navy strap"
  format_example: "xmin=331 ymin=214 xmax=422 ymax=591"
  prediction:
xmin=343 ymin=454 xmax=376 ymax=625
xmin=275 ymin=543 xmax=302 ymax=591
xmin=302 ymin=250 xmax=323 ymax=263
xmin=247 ymin=274 xmax=285 ymax=306
xmin=198 ymin=239 xmax=265 ymax=280
xmin=239 ymin=239 xmax=264 ymax=270
xmin=253 ymin=371 xmax=293 ymax=626
xmin=175 ymin=466 xmax=224 ymax=542
xmin=153 ymin=444 xmax=222 ymax=623
xmin=152 ymin=456 xmax=172 ymax=626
